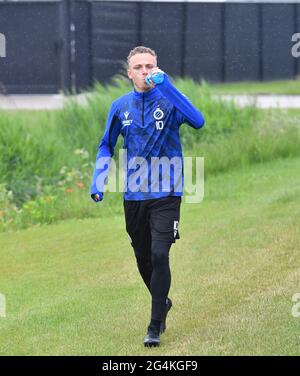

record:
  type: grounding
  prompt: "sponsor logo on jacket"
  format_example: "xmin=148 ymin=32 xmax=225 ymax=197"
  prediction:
xmin=122 ymin=111 xmax=132 ymax=127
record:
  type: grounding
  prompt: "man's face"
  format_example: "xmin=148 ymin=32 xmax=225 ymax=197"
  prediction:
xmin=127 ymin=53 xmax=157 ymax=92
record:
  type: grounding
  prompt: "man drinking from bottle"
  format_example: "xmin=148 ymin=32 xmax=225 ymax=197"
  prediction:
xmin=90 ymin=46 xmax=205 ymax=347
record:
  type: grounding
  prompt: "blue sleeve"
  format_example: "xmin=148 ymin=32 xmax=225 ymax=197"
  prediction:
xmin=156 ymin=74 xmax=205 ymax=129
xmin=90 ymin=102 xmax=122 ymax=196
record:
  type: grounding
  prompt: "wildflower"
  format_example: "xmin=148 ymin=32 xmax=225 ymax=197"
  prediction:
xmin=65 ymin=188 xmax=73 ymax=193
xmin=76 ymin=182 xmax=85 ymax=189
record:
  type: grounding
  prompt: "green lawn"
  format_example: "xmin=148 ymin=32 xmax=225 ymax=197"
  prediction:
xmin=209 ymin=80 xmax=300 ymax=95
xmin=1 ymin=156 xmax=299 ymax=355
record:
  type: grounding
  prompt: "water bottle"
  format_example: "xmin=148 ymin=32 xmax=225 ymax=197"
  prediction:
xmin=146 ymin=71 xmax=165 ymax=86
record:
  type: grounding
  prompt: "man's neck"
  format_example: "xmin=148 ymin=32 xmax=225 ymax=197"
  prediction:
xmin=134 ymin=85 xmax=152 ymax=93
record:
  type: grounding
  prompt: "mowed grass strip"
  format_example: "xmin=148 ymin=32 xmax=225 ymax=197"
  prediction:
xmin=0 ymin=157 xmax=299 ymax=355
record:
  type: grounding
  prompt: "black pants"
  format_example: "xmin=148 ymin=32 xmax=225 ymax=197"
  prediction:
xmin=124 ymin=196 xmax=181 ymax=321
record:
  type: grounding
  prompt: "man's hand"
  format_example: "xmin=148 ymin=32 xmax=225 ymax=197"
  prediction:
xmin=91 ymin=192 xmax=103 ymax=202
xmin=145 ymin=68 xmax=165 ymax=87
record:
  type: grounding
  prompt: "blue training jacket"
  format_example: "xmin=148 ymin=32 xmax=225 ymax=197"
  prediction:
xmin=90 ymin=74 xmax=205 ymax=201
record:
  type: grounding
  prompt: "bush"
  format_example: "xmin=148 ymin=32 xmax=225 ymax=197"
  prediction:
xmin=0 ymin=78 xmax=299 ymax=231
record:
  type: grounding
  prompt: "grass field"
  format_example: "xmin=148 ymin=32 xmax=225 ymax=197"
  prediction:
xmin=1 ymin=156 xmax=299 ymax=355
xmin=1 ymin=78 xmax=300 ymax=355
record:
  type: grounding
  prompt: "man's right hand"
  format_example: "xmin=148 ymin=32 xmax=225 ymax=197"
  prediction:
xmin=91 ymin=193 xmax=103 ymax=202
xmin=145 ymin=68 xmax=165 ymax=87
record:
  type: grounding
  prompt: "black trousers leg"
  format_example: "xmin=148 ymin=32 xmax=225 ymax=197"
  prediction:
xmin=150 ymin=240 xmax=172 ymax=322
xmin=133 ymin=242 xmax=153 ymax=295
xmin=133 ymin=238 xmax=172 ymax=323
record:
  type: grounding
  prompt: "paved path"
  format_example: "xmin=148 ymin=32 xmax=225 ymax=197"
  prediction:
xmin=0 ymin=94 xmax=65 ymax=110
xmin=0 ymin=94 xmax=300 ymax=110
xmin=218 ymin=95 xmax=300 ymax=109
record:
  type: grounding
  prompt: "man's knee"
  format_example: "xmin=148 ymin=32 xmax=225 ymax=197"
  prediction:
xmin=151 ymin=240 xmax=171 ymax=268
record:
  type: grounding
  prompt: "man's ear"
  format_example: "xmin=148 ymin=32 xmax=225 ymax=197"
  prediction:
xmin=127 ymin=69 xmax=132 ymax=80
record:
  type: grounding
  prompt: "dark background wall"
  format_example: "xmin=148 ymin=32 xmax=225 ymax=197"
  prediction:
xmin=0 ymin=0 xmax=299 ymax=94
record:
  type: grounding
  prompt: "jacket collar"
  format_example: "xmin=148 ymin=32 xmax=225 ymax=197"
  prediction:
xmin=133 ymin=86 xmax=160 ymax=101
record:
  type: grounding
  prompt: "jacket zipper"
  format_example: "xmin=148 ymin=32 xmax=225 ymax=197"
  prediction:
xmin=142 ymin=93 xmax=144 ymax=127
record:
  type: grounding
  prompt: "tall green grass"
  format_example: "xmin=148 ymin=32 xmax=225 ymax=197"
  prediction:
xmin=0 ymin=77 xmax=300 ymax=231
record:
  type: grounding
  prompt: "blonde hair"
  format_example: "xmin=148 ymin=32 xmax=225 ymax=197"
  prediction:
xmin=127 ymin=46 xmax=157 ymax=66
